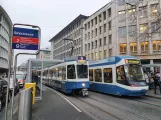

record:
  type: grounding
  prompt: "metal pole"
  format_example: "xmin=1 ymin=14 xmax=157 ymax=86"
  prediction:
xmin=18 ymin=88 xmax=32 ymax=120
xmin=10 ymin=23 xmax=41 ymax=120
xmin=40 ymin=61 xmax=43 ymax=100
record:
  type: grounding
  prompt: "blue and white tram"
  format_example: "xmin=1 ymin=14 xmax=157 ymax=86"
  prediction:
xmin=43 ymin=56 xmax=89 ymax=96
xmin=89 ymin=56 xmax=149 ymax=96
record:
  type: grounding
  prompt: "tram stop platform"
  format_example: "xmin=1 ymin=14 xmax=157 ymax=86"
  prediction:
xmin=146 ymin=88 xmax=161 ymax=99
xmin=32 ymin=86 xmax=92 ymax=120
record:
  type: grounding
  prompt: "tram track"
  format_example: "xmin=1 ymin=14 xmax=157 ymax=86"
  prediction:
xmin=74 ymin=95 xmax=151 ymax=120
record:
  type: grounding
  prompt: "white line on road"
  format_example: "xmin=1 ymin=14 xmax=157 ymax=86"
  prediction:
xmin=47 ymin=87 xmax=82 ymax=113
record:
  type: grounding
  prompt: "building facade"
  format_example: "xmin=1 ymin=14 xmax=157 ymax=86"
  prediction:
xmin=50 ymin=15 xmax=88 ymax=59
xmin=0 ymin=5 xmax=12 ymax=74
xmin=36 ymin=48 xmax=51 ymax=59
xmin=83 ymin=0 xmax=161 ymax=65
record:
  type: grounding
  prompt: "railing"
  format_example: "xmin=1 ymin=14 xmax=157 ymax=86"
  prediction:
xmin=17 ymin=88 xmax=32 ymax=120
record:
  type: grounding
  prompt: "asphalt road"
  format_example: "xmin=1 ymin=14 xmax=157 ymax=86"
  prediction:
xmin=68 ymin=91 xmax=161 ymax=120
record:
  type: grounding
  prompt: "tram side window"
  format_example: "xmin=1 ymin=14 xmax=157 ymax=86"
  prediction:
xmin=89 ymin=69 xmax=94 ymax=81
xmin=59 ymin=67 xmax=62 ymax=80
xmin=116 ymin=66 xmax=129 ymax=85
xmin=94 ymin=69 xmax=102 ymax=82
xmin=62 ymin=66 xmax=66 ymax=80
xmin=104 ymin=68 xmax=113 ymax=83
xmin=67 ymin=65 xmax=76 ymax=79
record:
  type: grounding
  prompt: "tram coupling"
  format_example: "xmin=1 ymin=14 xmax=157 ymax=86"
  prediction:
xmin=81 ymin=89 xmax=88 ymax=96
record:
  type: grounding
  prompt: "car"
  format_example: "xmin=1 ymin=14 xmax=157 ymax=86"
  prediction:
xmin=0 ymin=78 xmax=11 ymax=112
xmin=16 ymin=71 xmax=25 ymax=88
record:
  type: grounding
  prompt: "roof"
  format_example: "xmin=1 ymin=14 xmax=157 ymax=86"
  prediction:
xmin=49 ymin=14 xmax=88 ymax=42
xmin=89 ymin=55 xmax=139 ymax=67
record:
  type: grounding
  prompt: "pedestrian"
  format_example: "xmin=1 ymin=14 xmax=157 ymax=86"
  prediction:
xmin=154 ymin=72 xmax=161 ymax=94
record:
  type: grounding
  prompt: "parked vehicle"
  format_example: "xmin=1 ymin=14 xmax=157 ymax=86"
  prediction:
xmin=0 ymin=78 xmax=11 ymax=112
xmin=10 ymin=75 xmax=20 ymax=95
xmin=16 ymin=71 xmax=25 ymax=88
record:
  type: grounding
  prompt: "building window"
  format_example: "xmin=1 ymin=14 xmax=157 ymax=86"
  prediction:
xmin=139 ymin=6 xmax=147 ymax=18
xmin=92 ymin=30 xmax=94 ymax=38
xmin=103 ymin=11 xmax=106 ymax=20
xmin=95 ymin=17 xmax=97 ymax=25
xmin=140 ymin=24 xmax=148 ymax=33
xmin=151 ymin=22 xmax=160 ymax=33
xmin=88 ymin=32 xmax=90 ymax=40
xmin=130 ymin=42 xmax=137 ymax=53
xmin=99 ymin=51 xmax=102 ymax=60
xmin=85 ymin=24 xmax=87 ymax=30
xmin=91 ymin=53 xmax=94 ymax=60
xmin=95 ymin=28 xmax=97 ymax=36
xmin=89 ymin=69 xmax=93 ymax=81
xmin=104 ymin=50 xmax=106 ymax=58
xmin=91 ymin=19 xmax=93 ymax=27
xmin=88 ymin=43 xmax=90 ymax=50
xmin=118 ymin=0 xmax=125 ymax=5
xmin=85 ymin=34 xmax=87 ymax=41
xmin=104 ymin=37 xmax=106 ymax=45
xmin=94 ymin=69 xmax=102 ymax=82
xmin=88 ymin=54 xmax=90 ymax=60
xmin=109 ymin=35 xmax=112 ymax=44
xmin=129 ymin=25 xmax=136 ymax=37
xmin=99 ymin=39 xmax=102 ymax=47
xmin=108 ymin=8 xmax=111 ymax=17
xmin=99 ymin=14 xmax=102 ymax=22
xmin=99 ymin=26 xmax=102 ymax=34
xmin=120 ymin=43 xmax=127 ymax=54
xmin=104 ymin=24 xmax=106 ymax=32
xmin=104 ymin=68 xmax=113 ymax=83
xmin=153 ymin=40 xmax=161 ymax=52
xmin=119 ymin=27 xmax=126 ymax=37
xmin=141 ymin=41 xmax=149 ymax=53
xmin=108 ymin=21 xmax=111 ymax=30
xmin=95 ymin=40 xmax=97 ymax=48
xmin=109 ymin=49 xmax=112 ymax=57
xmin=92 ymin=42 xmax=94 ymax=49
xmin=151 ymin=4 xmax=158 ymax=16
xmin=88 ymin=22 xmax=90 ymax=29
xmin=95 ymin=52 xmax=98 ymax=60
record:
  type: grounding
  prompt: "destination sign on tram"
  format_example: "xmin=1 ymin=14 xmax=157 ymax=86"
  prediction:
xmin=12 ymin=27 xmax=39 ymax=50
xmin=125 ymin=59 xmax=140 ymax=64
xmin=77 ymin=56 xmax=87 ymax=64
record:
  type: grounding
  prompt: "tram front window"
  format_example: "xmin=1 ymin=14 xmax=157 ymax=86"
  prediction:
xmin=124 ymin=64 xmax=145 ymax=81
xmin=77 ymin=65 xmax=88 ymax=78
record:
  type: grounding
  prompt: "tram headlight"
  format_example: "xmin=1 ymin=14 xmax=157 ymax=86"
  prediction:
xmin=82 ymin=83 xmax=86 ymax=87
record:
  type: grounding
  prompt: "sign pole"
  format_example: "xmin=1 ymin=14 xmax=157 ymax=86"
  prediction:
xmin=10 ymin=23 xmax=41 ymax=120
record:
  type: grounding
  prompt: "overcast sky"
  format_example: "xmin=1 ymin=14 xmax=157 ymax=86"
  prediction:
xmin=1 ymin=0 xmax=110 ymax=66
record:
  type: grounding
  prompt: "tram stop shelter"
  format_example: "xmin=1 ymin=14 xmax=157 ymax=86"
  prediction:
xmin=142 ymin=64 xmax=161 ymax=78
xmin=26 ymin=59 xmax=64 ymax=100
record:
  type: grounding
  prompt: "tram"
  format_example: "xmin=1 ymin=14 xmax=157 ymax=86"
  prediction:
xmin=89 ymin=56 xmax=149 ymax=96
xmin=42 ymin=56 xmax=89 ymax=96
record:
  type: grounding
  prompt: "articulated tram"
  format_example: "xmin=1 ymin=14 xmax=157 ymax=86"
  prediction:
xmin=42 ymin=56 xmax=89 ymax=96
xmin=89 ymin=56 xmax=149 ymax=96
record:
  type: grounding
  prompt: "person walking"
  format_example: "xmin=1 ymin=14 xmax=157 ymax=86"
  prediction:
xmin=154 ymin=72 xmax=161 ymax=94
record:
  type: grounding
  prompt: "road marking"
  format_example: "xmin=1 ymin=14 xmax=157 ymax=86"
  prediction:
xmin=47 ymin=87 xmax=82 ymax=112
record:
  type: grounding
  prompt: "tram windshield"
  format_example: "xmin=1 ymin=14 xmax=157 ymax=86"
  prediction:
xmin=124 ymin=64 xmax=145 ymax=81
xmin=77 ymin=65 xmax=88 ymax=78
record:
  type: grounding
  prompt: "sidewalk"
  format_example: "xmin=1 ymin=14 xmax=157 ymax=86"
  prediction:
xmin=146 ymin=88 xmax=161 ymax=99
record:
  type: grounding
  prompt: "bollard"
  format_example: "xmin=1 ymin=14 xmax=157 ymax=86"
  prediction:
xmin=18 ymin=88 xmax=32 ymax=120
